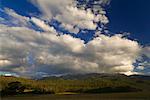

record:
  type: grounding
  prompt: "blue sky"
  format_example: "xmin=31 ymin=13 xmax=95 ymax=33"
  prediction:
xmin=1 ymin=0 xmax=150 ymax=45
xmin=0 ymin=0 xmax=149 ymax=76
xmin=107 ymin=0 xmax=150 ymax=45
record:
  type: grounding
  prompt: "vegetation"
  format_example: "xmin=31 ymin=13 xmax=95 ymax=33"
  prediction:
xmin=1 ymin=81 xmax=25 ymax=95
xmin=0 ymin=74 xmax=150 ymax=96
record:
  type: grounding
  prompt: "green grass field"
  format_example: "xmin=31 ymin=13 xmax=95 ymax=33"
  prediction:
xmin=1 ymin=74 xmax=150 ymax=99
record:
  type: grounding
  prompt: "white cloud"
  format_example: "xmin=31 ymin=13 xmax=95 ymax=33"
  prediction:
xmin=31 ymin=0 xmax=74 ymax=19
xmin=86 ymin=34 xmax=141 ymax=73
xmin=137 ymin=66 xmax=144 ymax=70
xmin=122 ymin=71 xmax=141 ymax=76
xmin=4 ymin=8 xmax=30 ymax=26
xmin=137 ymin=46 xmax=150 ymax=71
xmin=55 ymin=6 xmax=97 ymax=30
xmin=0 ymin=0 xmax=148 ymax=76
xmin=0 ymin=24 xmax=141 ymax=76
xmin=31 ymin=17 xmax=56 ymax=32
xmin=95 ymin=0 xmax=111 ymax=5
xmin=0 ymin=59 xmax=12 ymax=66
xmin=3 ymin=8 xmax=57 ymax=33
xmin=142 ymin=46 xmax=150 ymax=58
xmin=31 ymin=0 xmax=109 ymax=33
xmin=60 ymin=23 xmax=80 ymax=33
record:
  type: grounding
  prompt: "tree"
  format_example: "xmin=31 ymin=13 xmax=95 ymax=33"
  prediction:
xmin=1 ymin=81 xmax=25 ymax=95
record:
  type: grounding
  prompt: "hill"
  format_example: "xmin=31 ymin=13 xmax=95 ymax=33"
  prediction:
xmin=0 ymin=73 xmax=150 ymax=96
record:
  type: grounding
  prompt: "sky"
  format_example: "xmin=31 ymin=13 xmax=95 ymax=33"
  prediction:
xmin=107 ymin=0 xmax=150 ymax=45
xmin=0 ymin=0 xmax=149 ymax=77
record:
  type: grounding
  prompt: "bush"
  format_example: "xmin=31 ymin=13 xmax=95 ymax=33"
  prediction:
xmin=1 ymin=81 xmax=26 ymax=95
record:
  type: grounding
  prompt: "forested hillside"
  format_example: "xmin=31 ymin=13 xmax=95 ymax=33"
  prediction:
xmin=0 ymin=74 xmax=150 ymax=96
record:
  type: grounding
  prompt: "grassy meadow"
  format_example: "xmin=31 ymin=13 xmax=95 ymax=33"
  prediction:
xmin=0 ymin=74 xmax=150 ymax=99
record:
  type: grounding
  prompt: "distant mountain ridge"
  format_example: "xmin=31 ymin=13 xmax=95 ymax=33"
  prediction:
xmin=1 ymin=73 xmax=150 ymax=81
xmin=129 ymin=75 xmax=150 ymax=80
xmin=40 ymin=73 xmax=150 ymax=80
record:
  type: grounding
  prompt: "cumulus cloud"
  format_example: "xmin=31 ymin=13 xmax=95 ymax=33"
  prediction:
xmin=0 ymin=0 xmax=147 ymax=77
xmin=137 ymin=66 xmax=144 ymax=70
xmin=1 ymin=8 xmax=56 ymax=33
xmin=136 ymin=46 xmax=150 ymax=72
xmin=142 ymin=46 xmax=150 ymax=58
xmin=0 ymin=23 xmax=141 ymax=76
xmin=0 ymin=59 xmax=12 ymax=67
xmin=31 ymin=0 xmax=74 ymax=19
xmin=86 ymin=34 xmax=141 ymax=73
xmin=30 ymin=17 xmax=56 ymax=32
xmin=31 ymin=0 xmax=109 ymax=33
xmin=4 ymin=8 xmax=30 ymax=26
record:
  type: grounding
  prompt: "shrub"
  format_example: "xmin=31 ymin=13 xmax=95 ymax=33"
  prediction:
xmin=1 ymin=81 xmax=26 ymax=95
